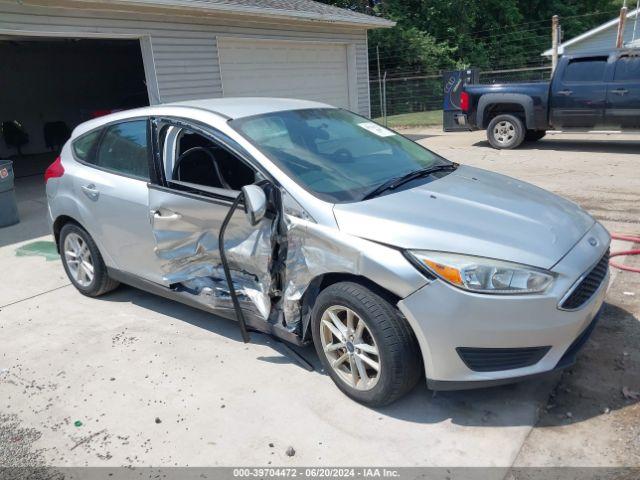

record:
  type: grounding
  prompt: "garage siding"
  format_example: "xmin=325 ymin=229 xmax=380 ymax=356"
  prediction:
xmin=0 ymin=2 xmax=372 ymax=116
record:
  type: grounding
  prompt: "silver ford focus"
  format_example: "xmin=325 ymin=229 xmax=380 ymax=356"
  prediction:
xmin=45 ymin=98 xmax=610 ymax=406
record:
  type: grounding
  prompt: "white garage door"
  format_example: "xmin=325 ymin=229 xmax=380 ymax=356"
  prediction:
xmin=218 ymin=38 xmax=351 ymax=109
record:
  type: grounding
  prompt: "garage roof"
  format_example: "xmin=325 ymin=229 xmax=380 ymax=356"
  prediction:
xmin=81 ymin=0 xmax=395 ymax=27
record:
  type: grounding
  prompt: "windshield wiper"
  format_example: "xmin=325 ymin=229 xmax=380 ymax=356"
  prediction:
xmin=361 ymin=163 xmax=458 ymax=201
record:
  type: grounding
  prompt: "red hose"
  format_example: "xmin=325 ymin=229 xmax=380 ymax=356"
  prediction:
xmin=610 ymin=233 xmax=640 ymax=273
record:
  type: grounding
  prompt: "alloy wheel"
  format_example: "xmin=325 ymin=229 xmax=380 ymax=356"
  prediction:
xmin=320 ymin=305 xmax=381 ymax=391
xmin=63 ymin=232 xmax=95 ymax=287
xmin=493 ymin=120 xmax=516 ymax=145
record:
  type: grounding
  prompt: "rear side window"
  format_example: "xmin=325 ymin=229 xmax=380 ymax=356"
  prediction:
xmin=96 ymin=120 xmax=150 ymax=179
xmin=613 ymin=55 xmax=640 ymax=81
xmin=563 ymin=58 xmax=607 ymax=82
xmin=72 ymin=129 xmax=102 ymax=161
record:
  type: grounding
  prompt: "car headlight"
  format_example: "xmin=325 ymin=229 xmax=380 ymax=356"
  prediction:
xmin=406 ymin=250 xmax=554 ymax=294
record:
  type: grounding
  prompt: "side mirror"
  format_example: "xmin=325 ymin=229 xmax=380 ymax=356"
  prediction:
xmin=241 ymin=184 xmax=267 ymax=226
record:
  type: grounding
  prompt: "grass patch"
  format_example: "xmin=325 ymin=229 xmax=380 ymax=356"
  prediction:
xmin=374 ymin=110 xmax=443 ymax=128
xmin=15 ymin=241 xmax=59 ymax=261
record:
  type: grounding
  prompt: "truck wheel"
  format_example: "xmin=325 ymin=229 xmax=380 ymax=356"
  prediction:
xmin=311 ymin=282 xmax=422 ymax=407
xmin=525 ymin=130 xmax=546 ymax=142
xmin=487 ymin=114 xmax=525 ymax=149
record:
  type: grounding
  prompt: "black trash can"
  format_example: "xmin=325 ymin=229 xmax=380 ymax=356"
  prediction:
xmin=0 ymin=159 xmax=20 ymax=227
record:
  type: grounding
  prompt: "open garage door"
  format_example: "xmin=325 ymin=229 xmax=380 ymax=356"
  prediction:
xmin=218 ymin=38 xmax=351 ymax=109
xmin=0 ymin=38 xmax=149 ymax=178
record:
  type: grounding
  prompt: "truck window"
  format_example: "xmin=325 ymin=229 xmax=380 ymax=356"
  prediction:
xmin=563 ymin=58 xmax=607 ymax=82
xmin=613 ymin=55 xmax=640 ymax=82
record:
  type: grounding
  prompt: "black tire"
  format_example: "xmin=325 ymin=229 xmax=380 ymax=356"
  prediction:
xmin=525 ymin=130 xmax=546 ymax=142
xmin=59 ymin=223 xmax=119 ymax=297
xmin=487 ymin=114 xmax=526 ymax=149
xmin=311 ymin=282 xmax=422 ymax=406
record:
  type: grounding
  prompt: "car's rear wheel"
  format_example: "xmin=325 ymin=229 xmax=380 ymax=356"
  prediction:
xmin=311 ymin=282 xmax=421 ymax=406
xmin=525 ymin=130 xmax=546 ymax=142
xmin=487 ymin=114 xmax=525 ymax=149
xmin=59 ymin=223 xmax=119 ymax=297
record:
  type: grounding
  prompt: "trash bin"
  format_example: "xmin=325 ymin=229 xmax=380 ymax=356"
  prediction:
xmin=0 ymin=159 xmax=19 ymax=227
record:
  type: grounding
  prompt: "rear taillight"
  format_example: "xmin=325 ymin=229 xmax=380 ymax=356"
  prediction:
xmin=45 ymin=156 xmax=64 ymax=183
xmin=460 ymin=91 xmax=470 ymax=112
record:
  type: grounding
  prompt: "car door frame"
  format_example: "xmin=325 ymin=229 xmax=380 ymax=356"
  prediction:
xmin=145 ymin=115 xmax=282 ymax=301
xmin=149 ymin=115 xmax=276 ymax=198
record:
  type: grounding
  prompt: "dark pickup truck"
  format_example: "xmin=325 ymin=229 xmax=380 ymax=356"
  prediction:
xmin=457 ymin=49 xmax=640 ymax=149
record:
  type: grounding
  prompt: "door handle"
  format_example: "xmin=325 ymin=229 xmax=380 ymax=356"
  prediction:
xmin=81 ymin=184 xmax=99 ymax=200
xmin=557 ymin=89 xmax=573 ymax=96
xmin=151 ymin=209 xmax=181 ymax=221
xmin=611 ymin=88 xmax=629 ymax=96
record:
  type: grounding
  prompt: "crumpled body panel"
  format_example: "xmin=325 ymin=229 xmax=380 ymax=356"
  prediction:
xmin=281 ymin=215 xmax=428 ymax=332
xmin=148 ymin=186 xmax=426 ymax=338
xmin=149 ymin=187 xmax=274 ymax=320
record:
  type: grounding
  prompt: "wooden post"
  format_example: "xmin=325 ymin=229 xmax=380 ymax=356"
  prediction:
xmin=633 ymin=0 xmax=640 ymax=43
xmin=376 ymin=45 xmax=383 ymax=119
xmin=551 ymin=15 xmax=559 ymax=74
xmin=616 ymin=5 xmax=628 ymax=48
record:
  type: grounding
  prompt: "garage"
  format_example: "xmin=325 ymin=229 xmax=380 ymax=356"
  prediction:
xmin=218 ymin=38 xmax=353 ymax=109
xmin=0 ymin=0 xmax=391 ymax=242
xmin=0 ymin=37 xmax=149 ymax=178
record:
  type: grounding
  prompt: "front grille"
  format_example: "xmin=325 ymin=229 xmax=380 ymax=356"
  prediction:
xmin=560 ymin=249 xmax=609 ymax=310
xmin=456 ymin=346 xmax=551 ymax=372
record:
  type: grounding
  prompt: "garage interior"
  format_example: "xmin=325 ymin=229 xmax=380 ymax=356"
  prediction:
xmin=0 ymin=38 xmax=149 ymax=178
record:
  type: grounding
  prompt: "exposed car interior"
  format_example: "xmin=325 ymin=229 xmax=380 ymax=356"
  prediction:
xmin=168 ymin=128 xmax=255 ymax=191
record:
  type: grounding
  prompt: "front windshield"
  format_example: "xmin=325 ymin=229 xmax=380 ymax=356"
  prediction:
xmin=230 ymin=108 xmax=449 ymax=203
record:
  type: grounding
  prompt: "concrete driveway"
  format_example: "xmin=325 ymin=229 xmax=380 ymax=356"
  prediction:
xmin=1 ymin=130 xmax=638 ymax=468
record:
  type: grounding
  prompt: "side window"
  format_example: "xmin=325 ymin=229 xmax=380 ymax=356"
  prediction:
xmin=72 ymin=129 xmax=102 ymax=162
xmin=96 ymin=120 xmax=150 ymax=179
xmin=613 ymin=55 xmax=640 ymax=82
xmin=563 ymin=58 xmax=607 ymax=82
xmin=166 ymin=127 xmax=256 ymax=192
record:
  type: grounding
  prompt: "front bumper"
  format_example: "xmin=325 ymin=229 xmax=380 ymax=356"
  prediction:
xmin=397 ymin=222 xmax=610 ymax=389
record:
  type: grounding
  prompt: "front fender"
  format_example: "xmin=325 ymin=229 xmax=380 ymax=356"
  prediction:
xmin=282 ymin=216 xmax=429 ymax=323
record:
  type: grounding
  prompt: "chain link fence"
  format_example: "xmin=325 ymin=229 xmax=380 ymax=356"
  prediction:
xmin=370 ymin=65 xmax=552 ymax=125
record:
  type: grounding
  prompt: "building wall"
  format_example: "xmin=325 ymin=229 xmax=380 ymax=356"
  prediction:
xmin=0 ymin=1 xmax=371 ymax=116
xmin=562 ymin=13 xmax=639 ymax=55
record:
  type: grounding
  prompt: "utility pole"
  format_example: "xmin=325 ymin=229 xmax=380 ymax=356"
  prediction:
xmin=551 ymin=15 xmax=560 ymax=73
xmin=376 ymin=45 xmax=383 ymax=119
xmin=632 ymin=0 xmax=639 ymax=43
xmin=616 ymin=2 xmax=628 ymax=48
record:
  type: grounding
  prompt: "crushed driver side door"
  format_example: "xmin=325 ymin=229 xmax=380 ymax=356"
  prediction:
xmin=146 ymin=118 xmax=279 ymax=325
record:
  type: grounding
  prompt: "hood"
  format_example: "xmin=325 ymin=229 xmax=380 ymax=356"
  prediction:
xmin=333 ymin=166 xmax=594 ymax=270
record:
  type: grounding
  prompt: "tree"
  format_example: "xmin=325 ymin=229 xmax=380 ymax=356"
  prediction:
xmin=318 ymin=0 xmax=621 ymax=70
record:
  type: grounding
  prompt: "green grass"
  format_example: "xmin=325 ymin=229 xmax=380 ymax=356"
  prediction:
xmin=374 ymin=110 xmax=443 ymax=129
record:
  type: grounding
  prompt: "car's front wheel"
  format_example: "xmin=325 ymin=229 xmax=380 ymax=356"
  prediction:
xmin=311 ymin=282 xmax=422 ymax=406
xmin=59 ymin=223 xmax=119 ymax=297
xmin=487 ymin=114 xmax=525 ymax=149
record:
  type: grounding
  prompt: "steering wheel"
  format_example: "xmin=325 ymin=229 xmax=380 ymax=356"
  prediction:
xmin=333 ymin=148 xmax=353 ymax=163
xmin=172 ymin=146 xmax=232 ymax=190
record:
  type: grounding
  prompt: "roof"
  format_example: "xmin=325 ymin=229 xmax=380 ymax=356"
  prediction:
xmin=542 ymin=8 xmax=638 ymax=56
xmin=72 ymin=97 xmax=335 ymax=136
xmin=78 ymin=0 xmax=395 ymax=27
xmin=168 ymin=97 xmax=334 ymax=118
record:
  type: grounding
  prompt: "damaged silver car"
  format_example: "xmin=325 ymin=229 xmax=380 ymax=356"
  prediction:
xmin=46 ymin=98 xmax=610 ymax=406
